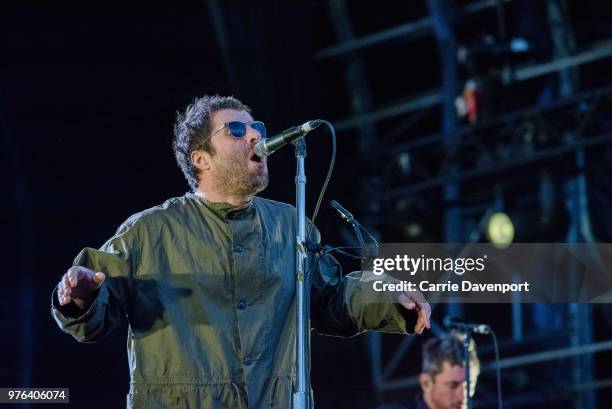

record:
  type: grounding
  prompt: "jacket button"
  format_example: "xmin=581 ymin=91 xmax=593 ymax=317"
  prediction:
xmin=243 ymin=356 xmax=253 ymax=366
xmin=237 ymin=300 xmax=247 ymax=310
xmin=233 ymin=244 xmax=243 ymax=253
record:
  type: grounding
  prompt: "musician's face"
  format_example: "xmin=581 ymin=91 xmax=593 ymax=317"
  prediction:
xmin=207 ymin=109 xmax=268 ymax=197
xmin=421 ymin=362 xmax=466 ymax=409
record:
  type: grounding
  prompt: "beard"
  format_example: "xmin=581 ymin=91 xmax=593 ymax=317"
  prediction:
xmin=211 ymin=149 xmax=269 ymax=198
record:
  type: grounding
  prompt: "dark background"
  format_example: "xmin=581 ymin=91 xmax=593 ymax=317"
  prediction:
xmin=2 ymin=1 xmax=612 ymax=408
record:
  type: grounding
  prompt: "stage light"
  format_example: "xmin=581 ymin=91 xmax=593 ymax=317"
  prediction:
xmin=486 ymin=212 xmax=515 ymax=247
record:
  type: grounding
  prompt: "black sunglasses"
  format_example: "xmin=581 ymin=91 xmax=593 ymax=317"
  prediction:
xmin=212 ymin=121 xmax=267 ymax=139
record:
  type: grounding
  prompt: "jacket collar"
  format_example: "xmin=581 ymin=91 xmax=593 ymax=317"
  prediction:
xmin=191 ymin=191 xmax=254 ymax=219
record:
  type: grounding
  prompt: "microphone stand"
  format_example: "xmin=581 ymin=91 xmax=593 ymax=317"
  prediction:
xmin=461 ymin=330 xmax=473 ymax=409
xmin=293 ymin=137 xmax=311 ymax=409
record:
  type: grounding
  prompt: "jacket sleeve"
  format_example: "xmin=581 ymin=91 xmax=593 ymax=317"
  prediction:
xmin=51 ymin=218 xmax=141 ymax=343
xmin=310 ymin=251 xmax=418 ymax=337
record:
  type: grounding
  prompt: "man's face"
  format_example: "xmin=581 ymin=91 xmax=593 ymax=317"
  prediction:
xmin=420 ymin=362 xmax=466 ymax=409
xmin=205 ymin=108 xmax=269 ymax=197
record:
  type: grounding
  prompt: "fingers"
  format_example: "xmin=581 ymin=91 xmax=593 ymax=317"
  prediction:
xmin=93 ymin=272 xmax=106 ymax=287
xmin=398 ymin=291 xmax=432 ymax=335
xmin=56 ymin=267 xmax=104 ymax=306
xmin=58 ymin=286 xmax=71 ymax=306
xmin=412 ymin=306 xmax=430 ymax=335
xmin=412 ymin=307 xmax=426 ymax=334
xmin=58 ymin=267 xmax=81 ymax=305
xmin=58 ymin=272 xmax=72 ymax=306
xmin=414 ymin=304 xmax=432 ymax=335
xmin=420 ymin=302 xmax=432 ymax=329
xmin=69 ymin=267 xmax=77 ymax=286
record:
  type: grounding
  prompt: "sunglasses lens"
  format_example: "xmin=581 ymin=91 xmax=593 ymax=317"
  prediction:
xmin=251 ymin=122 xmax=267 ymax=139
xmin=227 ymin=121 xmax=247 ymax=138
xmin=225 ymin=121 xmax=266 ymax=139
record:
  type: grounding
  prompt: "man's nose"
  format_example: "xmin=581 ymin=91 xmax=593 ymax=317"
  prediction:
xmin=246 ymin=125 xmax=261 ymax=144
xmin=456 ymin=386 xmax=465 ymax=403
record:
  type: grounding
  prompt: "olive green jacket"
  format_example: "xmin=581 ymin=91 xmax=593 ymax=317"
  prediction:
xmin=52 ymin=193 xmax=415 ymax=408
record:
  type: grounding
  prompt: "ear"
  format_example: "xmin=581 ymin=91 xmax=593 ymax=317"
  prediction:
xmin=191 ymin=150 xmax=211 ymax=171
xmin=419 ymin=373 xmax=433 ymax=392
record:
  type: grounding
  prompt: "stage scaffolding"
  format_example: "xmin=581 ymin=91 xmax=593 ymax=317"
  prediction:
xmin=316 ymin=1 xmax=612 ymax=407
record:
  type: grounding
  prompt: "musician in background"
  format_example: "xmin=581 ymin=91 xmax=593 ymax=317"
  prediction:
xmin=378 ymin=331 xmax=480 ymax=409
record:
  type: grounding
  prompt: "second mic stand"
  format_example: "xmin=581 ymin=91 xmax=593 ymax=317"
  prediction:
xmin=293 ymin=138 xmax=311 ymax=409
xmin=461 ymin=330 xmax=473 ymax=409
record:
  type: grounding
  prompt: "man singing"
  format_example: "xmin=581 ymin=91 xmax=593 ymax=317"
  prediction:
xmin=52 ymin=95 xmax=431 ymax=408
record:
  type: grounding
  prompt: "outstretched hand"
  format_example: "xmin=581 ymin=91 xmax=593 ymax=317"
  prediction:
xmin=398 ymin=291 xmax=431 ymax=335
xmin=57 ymin=266 xmax=105 ymax=307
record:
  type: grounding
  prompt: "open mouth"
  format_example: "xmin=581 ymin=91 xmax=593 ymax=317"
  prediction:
xmin=249 ymin=151 xmax=263 ymax=163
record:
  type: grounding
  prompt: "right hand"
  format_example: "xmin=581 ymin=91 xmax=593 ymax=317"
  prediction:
xmin=57 ymin=266 xmax=105 ymax=307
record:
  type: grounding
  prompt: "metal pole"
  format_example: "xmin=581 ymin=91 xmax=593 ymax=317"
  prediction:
xmin=293 ymin=139 xmax=310 ymax=409
xmin=463 ymin=332 xmax=473 ymax=409
xmin=428 ymin=0 xmax=463 ymax=322
xmin=546 ymin=2 xmax=595 ymax=408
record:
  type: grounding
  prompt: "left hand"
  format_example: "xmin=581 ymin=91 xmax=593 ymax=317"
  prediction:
xmin=398 ymin=290 xmax=431 ymax=335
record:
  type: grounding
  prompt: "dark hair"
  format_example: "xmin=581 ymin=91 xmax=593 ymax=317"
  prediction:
xmin=173 ymin=95 xmax=251 ymax=190
xmin=421 ymin=332 xmax=468 ymax=376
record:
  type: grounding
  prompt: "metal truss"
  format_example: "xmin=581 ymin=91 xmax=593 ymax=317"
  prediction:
xmin=380 ymin=86 xmax=612 ymax=200
xmin=332 ymin=38 xmax=612 ymax=132
xmin=315 ymin=0 xmax=517 ymax=60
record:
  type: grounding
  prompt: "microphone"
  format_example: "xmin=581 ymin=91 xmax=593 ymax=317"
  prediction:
xmin=443 ymin=316 xmax=491 ymax=335
xmin=254 ymin=119 xmax=322 ymax=157
xmin=330 ymin=200 xmax=377 ymax=255
xmin=330 ymin=200 xmax=355 ymax=223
